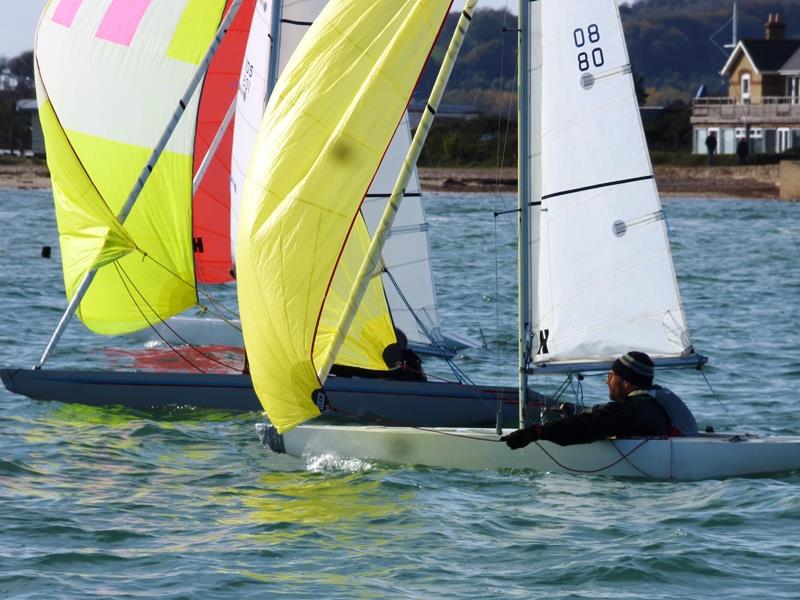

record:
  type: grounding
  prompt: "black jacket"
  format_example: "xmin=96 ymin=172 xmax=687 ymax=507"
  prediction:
xmin=539 ymin=393 xmax=670 ymax=446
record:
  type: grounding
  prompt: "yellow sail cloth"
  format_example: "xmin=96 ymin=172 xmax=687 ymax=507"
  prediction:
xmin=34 ymin=0 xmax=228 ymax=334
xmin=237 ymin=0 xmax=452 ymax=433
xmin=37 ymin=98 xmax=137 ymax=283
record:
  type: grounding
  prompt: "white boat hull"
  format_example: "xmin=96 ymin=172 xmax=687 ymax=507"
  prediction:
xmin=260 ymin=424 xmax=800 ymax=480
xmin=130 ymin=315 xmax=481 ymax=358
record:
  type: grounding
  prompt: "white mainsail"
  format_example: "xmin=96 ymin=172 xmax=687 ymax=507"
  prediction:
xmin=229 ymin=0 xmax=277 ymax=263
xmin=230 ymin=0 xmax=442 ymax=348
xmin=531 ymin=0 xmax=692 ymax=365
xmin=360 ymin=112 xmax=441 ymax=347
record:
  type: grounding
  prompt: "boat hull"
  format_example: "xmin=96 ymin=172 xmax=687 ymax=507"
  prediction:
xmin=127 ymin=315 xmax=483 ymax=358
xmin=0 ymin=368 xmax=532 ymax=427
xmin=262 ymin=424 xmax=800 ymax=480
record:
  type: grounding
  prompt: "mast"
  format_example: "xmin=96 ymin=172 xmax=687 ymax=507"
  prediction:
xmin=266 ymin=1 xmax=284 ymax=99
xmin=35 ymin=0 xmax=245 ymax=369
xmin=316 ymin=0 xmax=479 ymax=381
xmin=517 ymin=0 xmax=532 ymax=428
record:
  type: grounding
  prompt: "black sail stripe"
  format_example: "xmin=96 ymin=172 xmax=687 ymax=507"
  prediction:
xmin=364 ymin=192 xmax=422 ymax=198
xmin=541 ymin=175 xmax=654 ymax=201
xmin=281 ymin=19 xmax=313 ymax=26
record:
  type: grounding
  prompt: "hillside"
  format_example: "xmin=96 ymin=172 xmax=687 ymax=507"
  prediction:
xmin=621 ymin=0 xmax=800 ymax=100
xmin=418 ymin=0 xmax=800 ymax=109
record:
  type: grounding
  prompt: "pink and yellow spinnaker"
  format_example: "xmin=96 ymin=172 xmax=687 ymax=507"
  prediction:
xmin=35 ymin=0 xmax=247 ymax=334
xmin=237 ymin=0 xmax=453 ymax=433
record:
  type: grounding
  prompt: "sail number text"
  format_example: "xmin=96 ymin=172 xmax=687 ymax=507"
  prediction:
xmin=573 ymin=24 xmax=604 ymax=72
xmin=240 ymin=59 xmax=255 ymax=100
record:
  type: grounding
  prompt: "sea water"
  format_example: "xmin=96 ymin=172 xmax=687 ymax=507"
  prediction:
xmin=1 ymin=188 xmax=799 ymax=598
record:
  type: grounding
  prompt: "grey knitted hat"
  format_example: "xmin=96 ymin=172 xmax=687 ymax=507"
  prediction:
xmin=611 ymin=351 xmax=654 ymax=388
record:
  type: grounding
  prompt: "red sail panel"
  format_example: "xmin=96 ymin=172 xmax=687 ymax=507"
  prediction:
xmin=192 ymin=0 xmax=256 ymax=284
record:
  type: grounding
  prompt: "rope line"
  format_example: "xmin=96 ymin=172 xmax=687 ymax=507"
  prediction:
xmin=327 ymin=400 xmax=657 ymax=473
xmin=113 ymin=261 xmax=242 ymax=373
xmin=532 ymin=437 xmax=653 ymax=474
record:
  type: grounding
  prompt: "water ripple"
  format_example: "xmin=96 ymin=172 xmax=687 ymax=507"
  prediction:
xmin=2 ymin=192 xmax=800 ymax=598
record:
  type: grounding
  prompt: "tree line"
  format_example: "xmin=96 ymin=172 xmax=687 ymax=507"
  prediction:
xmin=0 ymin=51 xmax=34 ymax=155
xmin=4 ymin=0 xmax=798 ymax=160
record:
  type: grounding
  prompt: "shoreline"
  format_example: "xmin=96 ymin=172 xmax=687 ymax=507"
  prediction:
xmin=0 ymin=160 xmax=783 ymax=199
xmin=418 ymin=165 xmax=781 ymax=199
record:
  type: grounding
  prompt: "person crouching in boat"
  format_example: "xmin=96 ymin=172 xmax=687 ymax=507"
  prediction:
xmin=502 ymin=351 xmax=698 ymax=449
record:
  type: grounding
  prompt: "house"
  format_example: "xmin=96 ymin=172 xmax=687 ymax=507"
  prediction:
xmin=691 ymin=14 xmax=800 ymax=155
xmin=15 ymin=99 xmax=45 ymax=157
xmin=0 ymin=68 xmax=19 ymax=91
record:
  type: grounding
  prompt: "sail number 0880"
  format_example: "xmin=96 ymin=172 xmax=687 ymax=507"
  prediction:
xmin=573 ymin=24 xmax=603 ymax=72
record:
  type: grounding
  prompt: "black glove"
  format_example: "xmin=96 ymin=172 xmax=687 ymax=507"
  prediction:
xmin=559 ymin=402 xmax=576 ymax=417
xmin=501 ymin=424 xmax=543 ymax=450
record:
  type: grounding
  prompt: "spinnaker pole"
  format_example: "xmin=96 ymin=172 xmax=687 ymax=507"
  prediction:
xmin=316 ymin=0 xmax=479 ymax=381
xmin=35 ymin=0 xmax=245 ymax=369
xmin=193 ymin=98 xmax=236 ymax=196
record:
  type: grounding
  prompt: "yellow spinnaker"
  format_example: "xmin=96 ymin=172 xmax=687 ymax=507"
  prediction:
xmin=34 ymin=0 xmax=228 ymax=334
xmin=237 ymin=0 xmax=452 ymax=433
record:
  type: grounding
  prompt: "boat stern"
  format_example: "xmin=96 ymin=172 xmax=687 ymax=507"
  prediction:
xmin=0 ymin=368 xmax=18 ymax=394
xmin=256 ymin=422 xmax=285 ymax=454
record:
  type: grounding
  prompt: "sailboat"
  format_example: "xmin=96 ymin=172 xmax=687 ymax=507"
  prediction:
xmin=135 ymin=0 xmax=482 ymax=360
xmin=247 ymin=0 xmax=800 ymax=479
xmin=1 ymin=0 xmax=524 ymax=425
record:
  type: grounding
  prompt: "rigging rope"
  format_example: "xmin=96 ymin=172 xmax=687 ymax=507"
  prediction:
xmin=114 ymin=257 xmax=243 ymax=374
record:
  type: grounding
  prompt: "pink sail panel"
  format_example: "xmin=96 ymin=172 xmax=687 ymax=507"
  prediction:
xmin=52 ymin=0 xmax=84 ymax=27
xmin=192 ymin=0 xmax=256 ymax=284
xmin=96 ymin=0 xmax=152 ymax=46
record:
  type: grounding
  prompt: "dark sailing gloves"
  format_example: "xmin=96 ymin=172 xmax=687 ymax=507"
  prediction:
xmin=501 ymin=424 xmax=543 ymax=449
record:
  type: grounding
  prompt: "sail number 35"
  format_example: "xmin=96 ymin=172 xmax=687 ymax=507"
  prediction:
xmin=573 ymin=24 xmax=604 ymax=72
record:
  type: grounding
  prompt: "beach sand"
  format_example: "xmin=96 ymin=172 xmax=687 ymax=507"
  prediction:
xmin=0 ymin=160 xmax=52 ymax=190
xmin=0 ymin=160 xmax=782 ymax=199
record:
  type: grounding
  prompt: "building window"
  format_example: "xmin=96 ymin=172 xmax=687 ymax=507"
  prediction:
xmin=694 ymin=128 xmax=706 ymax=154
xmin=777 ymin=128 xmax=792 ymax=153
xmin=722 ymin=128 xmax=735 ymax=154
xmin=741 ymin=73 xmax=751 ymax=102
xmin=789 ymin=77 xmax=799 ymax=104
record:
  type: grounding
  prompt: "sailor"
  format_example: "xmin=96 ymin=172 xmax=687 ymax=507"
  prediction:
xmin=329 ymin=328 xmax=426 ymax=382
xmin=502 ymin=351 xmax=698 ymax=449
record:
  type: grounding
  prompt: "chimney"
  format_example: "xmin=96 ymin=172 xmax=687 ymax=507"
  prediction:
xmin=765 ymin=13 xmax=786 ymax=40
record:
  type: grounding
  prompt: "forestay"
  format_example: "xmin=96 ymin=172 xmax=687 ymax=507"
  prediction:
xmin=237 ymin=0 xmax=453 ymax=433
xmin=532 ymin=0 xmax=692 ymax=365
xmin=35 ymin=0 xmax=234 ymax=334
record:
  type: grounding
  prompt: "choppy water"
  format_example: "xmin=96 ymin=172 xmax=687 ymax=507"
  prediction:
xmin=1 ymin=188 xmax=800 ymax=598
